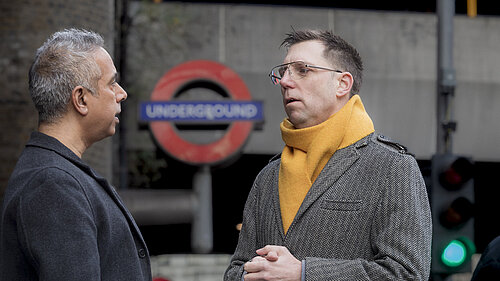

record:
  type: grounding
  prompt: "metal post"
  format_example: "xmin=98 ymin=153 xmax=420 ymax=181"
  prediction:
xmin=116 ymin=0 xmax=130 ymax=190
xmin=435 ymin=4 xmax=456 ymax=280
xmin=119 ymin=190 xmax=194 ymax=225
xmin=191 ymin=165 xmax=213 ymax=253
xmin=437 ymin=0 xmax=456 ymax=154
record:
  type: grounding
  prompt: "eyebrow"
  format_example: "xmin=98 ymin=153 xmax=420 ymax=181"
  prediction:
xmin=108 ymin=72 xmax=119 ymax=84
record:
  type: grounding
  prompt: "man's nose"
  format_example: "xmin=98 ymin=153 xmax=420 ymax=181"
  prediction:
xmin=116 ymin=84 xmax=127 ymax=102
xmin=279 ymin=69 xmax=294 ymax=88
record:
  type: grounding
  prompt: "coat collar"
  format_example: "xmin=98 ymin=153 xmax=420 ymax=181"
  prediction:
xmin=26 ymin=131 xmax=148 ymax=250
xmin=27 ymin=131 xmax=97 ymax=177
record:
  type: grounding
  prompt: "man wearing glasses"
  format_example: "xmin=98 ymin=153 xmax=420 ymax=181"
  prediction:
xmin=224 ymin=29 xmax=432 ymax=281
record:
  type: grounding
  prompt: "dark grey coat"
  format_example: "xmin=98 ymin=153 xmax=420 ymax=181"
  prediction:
xmin=225 ymin=134 xmax=432 ymax=281
xmin=0 ymin=132 xmax=152 ymax=281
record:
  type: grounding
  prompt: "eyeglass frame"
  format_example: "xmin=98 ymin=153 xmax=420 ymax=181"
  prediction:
xmin=268 ymin=60 xmax=343 ymax=85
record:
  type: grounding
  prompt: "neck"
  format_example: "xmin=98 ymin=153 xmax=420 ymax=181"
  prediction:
xmin=38 ymin=119 xmax=88 ymax=158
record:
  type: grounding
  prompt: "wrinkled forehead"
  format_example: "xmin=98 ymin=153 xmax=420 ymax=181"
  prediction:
xmin=284 ymin=40 xmax=329 ymax=65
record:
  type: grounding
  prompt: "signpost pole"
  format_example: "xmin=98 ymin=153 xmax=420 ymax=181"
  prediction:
xmin=437 ymin=0 xmax=456 ymax=154
xmin=192 ymin=165 xmax=213 ymax=254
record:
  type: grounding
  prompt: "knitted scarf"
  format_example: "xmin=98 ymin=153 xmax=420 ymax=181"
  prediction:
xmin=279 ymin=95 xmax=374 ymax=233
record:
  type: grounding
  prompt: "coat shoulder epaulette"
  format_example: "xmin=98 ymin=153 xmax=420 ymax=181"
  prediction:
xmin=376 ymin=134 xmax=415 ymax=157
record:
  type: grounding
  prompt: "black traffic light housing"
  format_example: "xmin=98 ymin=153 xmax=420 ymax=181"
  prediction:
xmin=431 ymin=154 xmax=475 ymax=275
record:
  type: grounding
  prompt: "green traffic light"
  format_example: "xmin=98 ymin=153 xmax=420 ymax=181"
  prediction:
xmin=441 ymin=240 xmax=467 ymax=267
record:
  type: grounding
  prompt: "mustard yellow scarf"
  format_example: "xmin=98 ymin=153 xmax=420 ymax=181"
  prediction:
xmin=279 ymin=95 xmax=374 ymax=233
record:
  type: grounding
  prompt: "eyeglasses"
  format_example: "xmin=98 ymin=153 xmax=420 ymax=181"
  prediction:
xmin=268 ymin=61 xmax=343 ymax=85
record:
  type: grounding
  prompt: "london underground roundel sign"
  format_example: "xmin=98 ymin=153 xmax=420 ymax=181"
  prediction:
xmin=148 ymin=60 xmax=257 ymax=165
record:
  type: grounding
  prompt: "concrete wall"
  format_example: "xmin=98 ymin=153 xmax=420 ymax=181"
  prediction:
xmin=0 ymin=0 xmax=116 ymax=197
xmin=1 ymin=0 xmax=498 ymax=212
xmin=124 ymin=2 xmax=500 ymax=164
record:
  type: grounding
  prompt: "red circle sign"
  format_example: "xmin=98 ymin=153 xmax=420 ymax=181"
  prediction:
xmin=150 ymin=60 xmax=253 ymax=165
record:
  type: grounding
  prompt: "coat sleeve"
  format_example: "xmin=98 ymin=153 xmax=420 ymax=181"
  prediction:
xmin=18 ymin=167 xmax=101 ymax=281
xmin=471 ymin=236 xmax=500 ymax=281
xmin=224 ymin=170 xmax=264 ymax=281
xmin=304 ymin=155 xmax=432 ymax=281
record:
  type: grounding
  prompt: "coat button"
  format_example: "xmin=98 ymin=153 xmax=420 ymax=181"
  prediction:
xmin=138 ymin=248 xmax=146 ymax=258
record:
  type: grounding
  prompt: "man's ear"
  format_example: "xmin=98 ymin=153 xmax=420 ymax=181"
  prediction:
xmin=71 ymin=86 xmax=89 ymax=116
xmin=336 ymin=72 xmax=354 ymax=98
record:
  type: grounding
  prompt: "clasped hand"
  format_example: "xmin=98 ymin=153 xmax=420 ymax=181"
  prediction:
xmin=243 ymin=245 xmax=301 ymax=281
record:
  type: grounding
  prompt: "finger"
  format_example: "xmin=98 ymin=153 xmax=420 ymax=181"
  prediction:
xmin=256 ymin=245 xmax=287 ymax=256
xmin=244 ymin=257 xmax=267 ymax=273
xmin=244 ymin=262 xmax=263 ymax=274
xmin=243 ymin=271 xmax=263 ymax=281
xmin=251 ymin=256 xmax=267 ymax=263
xmin=255 ymin=245 xmax=274 ymax=256
xmin=264 ymin=251 xmax=278 ymax=261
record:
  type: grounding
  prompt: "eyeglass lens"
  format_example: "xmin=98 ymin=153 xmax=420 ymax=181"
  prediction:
xmin=276 ymin=62 xmax=307 ymax=80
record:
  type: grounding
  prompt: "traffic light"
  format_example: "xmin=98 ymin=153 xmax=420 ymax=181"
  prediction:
xmin=431 ymin=154 xmax=475 ymax=275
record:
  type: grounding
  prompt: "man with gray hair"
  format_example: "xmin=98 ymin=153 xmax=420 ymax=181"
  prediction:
xmin=0 ymin=28 xmax=152 ymax=280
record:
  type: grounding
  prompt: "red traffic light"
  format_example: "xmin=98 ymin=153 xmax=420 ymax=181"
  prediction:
xmin=439 ymin=157 xmax=473 ymax=190
xmin=439 ymin=196 xmax=474 ymax=229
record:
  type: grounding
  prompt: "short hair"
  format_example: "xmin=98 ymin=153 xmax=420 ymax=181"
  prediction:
xmin=281 ymin=29 xmax=363 ymax=96
xmin=28 ymin=28 xmax=105 ymax=124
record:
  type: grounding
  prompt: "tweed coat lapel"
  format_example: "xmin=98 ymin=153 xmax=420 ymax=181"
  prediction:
xmin=270 ymin=165 xmax=287 ymax=240
xmin=284 ymin=139 xmax=364 ymax=236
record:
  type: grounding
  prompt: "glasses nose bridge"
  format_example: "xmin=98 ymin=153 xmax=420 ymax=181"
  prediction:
xmin=282 ymin=63 xmax=295 ymax=80
xmin=269 ymin=62 xmax=298 ymax=85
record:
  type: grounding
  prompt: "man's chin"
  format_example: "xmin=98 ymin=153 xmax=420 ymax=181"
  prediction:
xmin=104 ymin=127 xmax=116 ymax=139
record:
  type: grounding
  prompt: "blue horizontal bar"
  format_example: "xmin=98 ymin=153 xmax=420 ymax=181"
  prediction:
xmin=139 ymin=101 xmax=264 ymax=122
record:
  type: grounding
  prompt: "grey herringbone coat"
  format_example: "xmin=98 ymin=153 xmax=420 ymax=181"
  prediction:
xmin=224 ymin=134 xmax=432 ymax=281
